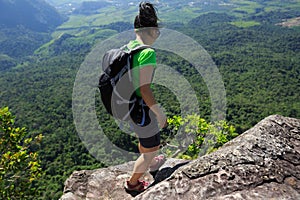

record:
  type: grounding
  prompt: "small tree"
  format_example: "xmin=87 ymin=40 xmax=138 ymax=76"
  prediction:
xmin=162 ymin=114 xmax=238 ymax=159
xmin=0 ymin=107 xmax=43 ymax=199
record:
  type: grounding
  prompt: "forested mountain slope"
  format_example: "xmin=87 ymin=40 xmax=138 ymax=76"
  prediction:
xmin=0 ymin=0 xmax=65 ymax=70
xmin=0 ymin=0 xmax=64 ymax=32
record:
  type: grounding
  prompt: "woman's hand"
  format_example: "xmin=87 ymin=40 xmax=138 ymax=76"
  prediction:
xmin=150 ymin=104 xmax=167 ymax=129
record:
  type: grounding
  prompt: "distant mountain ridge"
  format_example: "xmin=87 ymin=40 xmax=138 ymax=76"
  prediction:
xmin=0 ymin=0 xmax=66 ymax=64
xmin=0 ymin=0 xmax=65 ymax=32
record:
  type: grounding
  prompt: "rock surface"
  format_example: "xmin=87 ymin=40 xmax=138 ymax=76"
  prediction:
xmin=60 ymin=115 xmax=300 ymax=200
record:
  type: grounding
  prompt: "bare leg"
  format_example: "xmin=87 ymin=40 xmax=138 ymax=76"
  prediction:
xmin=128 ymin=143 xmax=160 ymax=185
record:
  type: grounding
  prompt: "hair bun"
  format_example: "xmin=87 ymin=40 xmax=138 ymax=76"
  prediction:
xmin=134 ymin=1 xmax=158 ymax=28
xmin=139 ymin=2 xmax=153 ymax=13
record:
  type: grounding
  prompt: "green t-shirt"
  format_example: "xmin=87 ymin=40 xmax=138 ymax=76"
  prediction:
xmin=127 ymin=40 xmax=157 ymax=97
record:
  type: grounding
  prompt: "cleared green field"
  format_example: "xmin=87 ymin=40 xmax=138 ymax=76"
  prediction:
xmin=53 ymin=0 xmax=300 ymax=36
xmin=230 ymin=20 xmax=261 ymax=28
xmin=59 ymin=6 xmax=132 ymax=28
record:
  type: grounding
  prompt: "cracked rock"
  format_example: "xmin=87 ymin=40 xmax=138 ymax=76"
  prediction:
xmin=60 ymin=115 xmax=300 ymax=200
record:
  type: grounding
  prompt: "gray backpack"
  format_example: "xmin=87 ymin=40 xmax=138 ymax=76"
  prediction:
xmin=98 ymin=44 xmax=150 ymax=121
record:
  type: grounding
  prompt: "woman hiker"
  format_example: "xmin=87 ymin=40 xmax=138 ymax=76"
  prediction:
xmin=124 ymin=1 xmax=168 ymax=194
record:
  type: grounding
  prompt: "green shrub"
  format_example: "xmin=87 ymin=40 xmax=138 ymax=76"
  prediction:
xmin=0 ymin=107 xmax=43 ymax=200
xmin=165 ymin=114 xmax=238 ymax=159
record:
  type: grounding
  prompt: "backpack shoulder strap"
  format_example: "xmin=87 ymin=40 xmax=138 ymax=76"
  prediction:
xmin=123 ymin=44 xmax=152 ymax=54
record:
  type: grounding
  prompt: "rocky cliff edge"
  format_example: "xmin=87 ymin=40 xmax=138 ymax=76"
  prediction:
xmin=60 ymin=115 xmax=300 ymax=200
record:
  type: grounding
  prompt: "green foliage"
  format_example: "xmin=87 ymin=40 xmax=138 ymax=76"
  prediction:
xmin=166 ymin=114 xmax=238 ymax=159
xmin=0 ymin=27 xmax=51 ymax=59
xmin=0 ymin=54 xmax=16 ymax=71
xmin=0 ymin=107 xmax=43 ymax=200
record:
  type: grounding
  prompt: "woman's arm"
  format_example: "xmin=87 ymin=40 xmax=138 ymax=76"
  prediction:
xmin=139 ymin=66 xmax=167 ymax=128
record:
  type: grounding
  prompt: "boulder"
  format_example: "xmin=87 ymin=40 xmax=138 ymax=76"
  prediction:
xmin=60 ymin=115 xmax=300 ymax=199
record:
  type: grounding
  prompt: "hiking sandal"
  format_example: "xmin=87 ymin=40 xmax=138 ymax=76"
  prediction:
xmin=149 ymin=154 xmax=166 ymax=172
xmin=124 ymin=180 xmax=149 ymax=195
